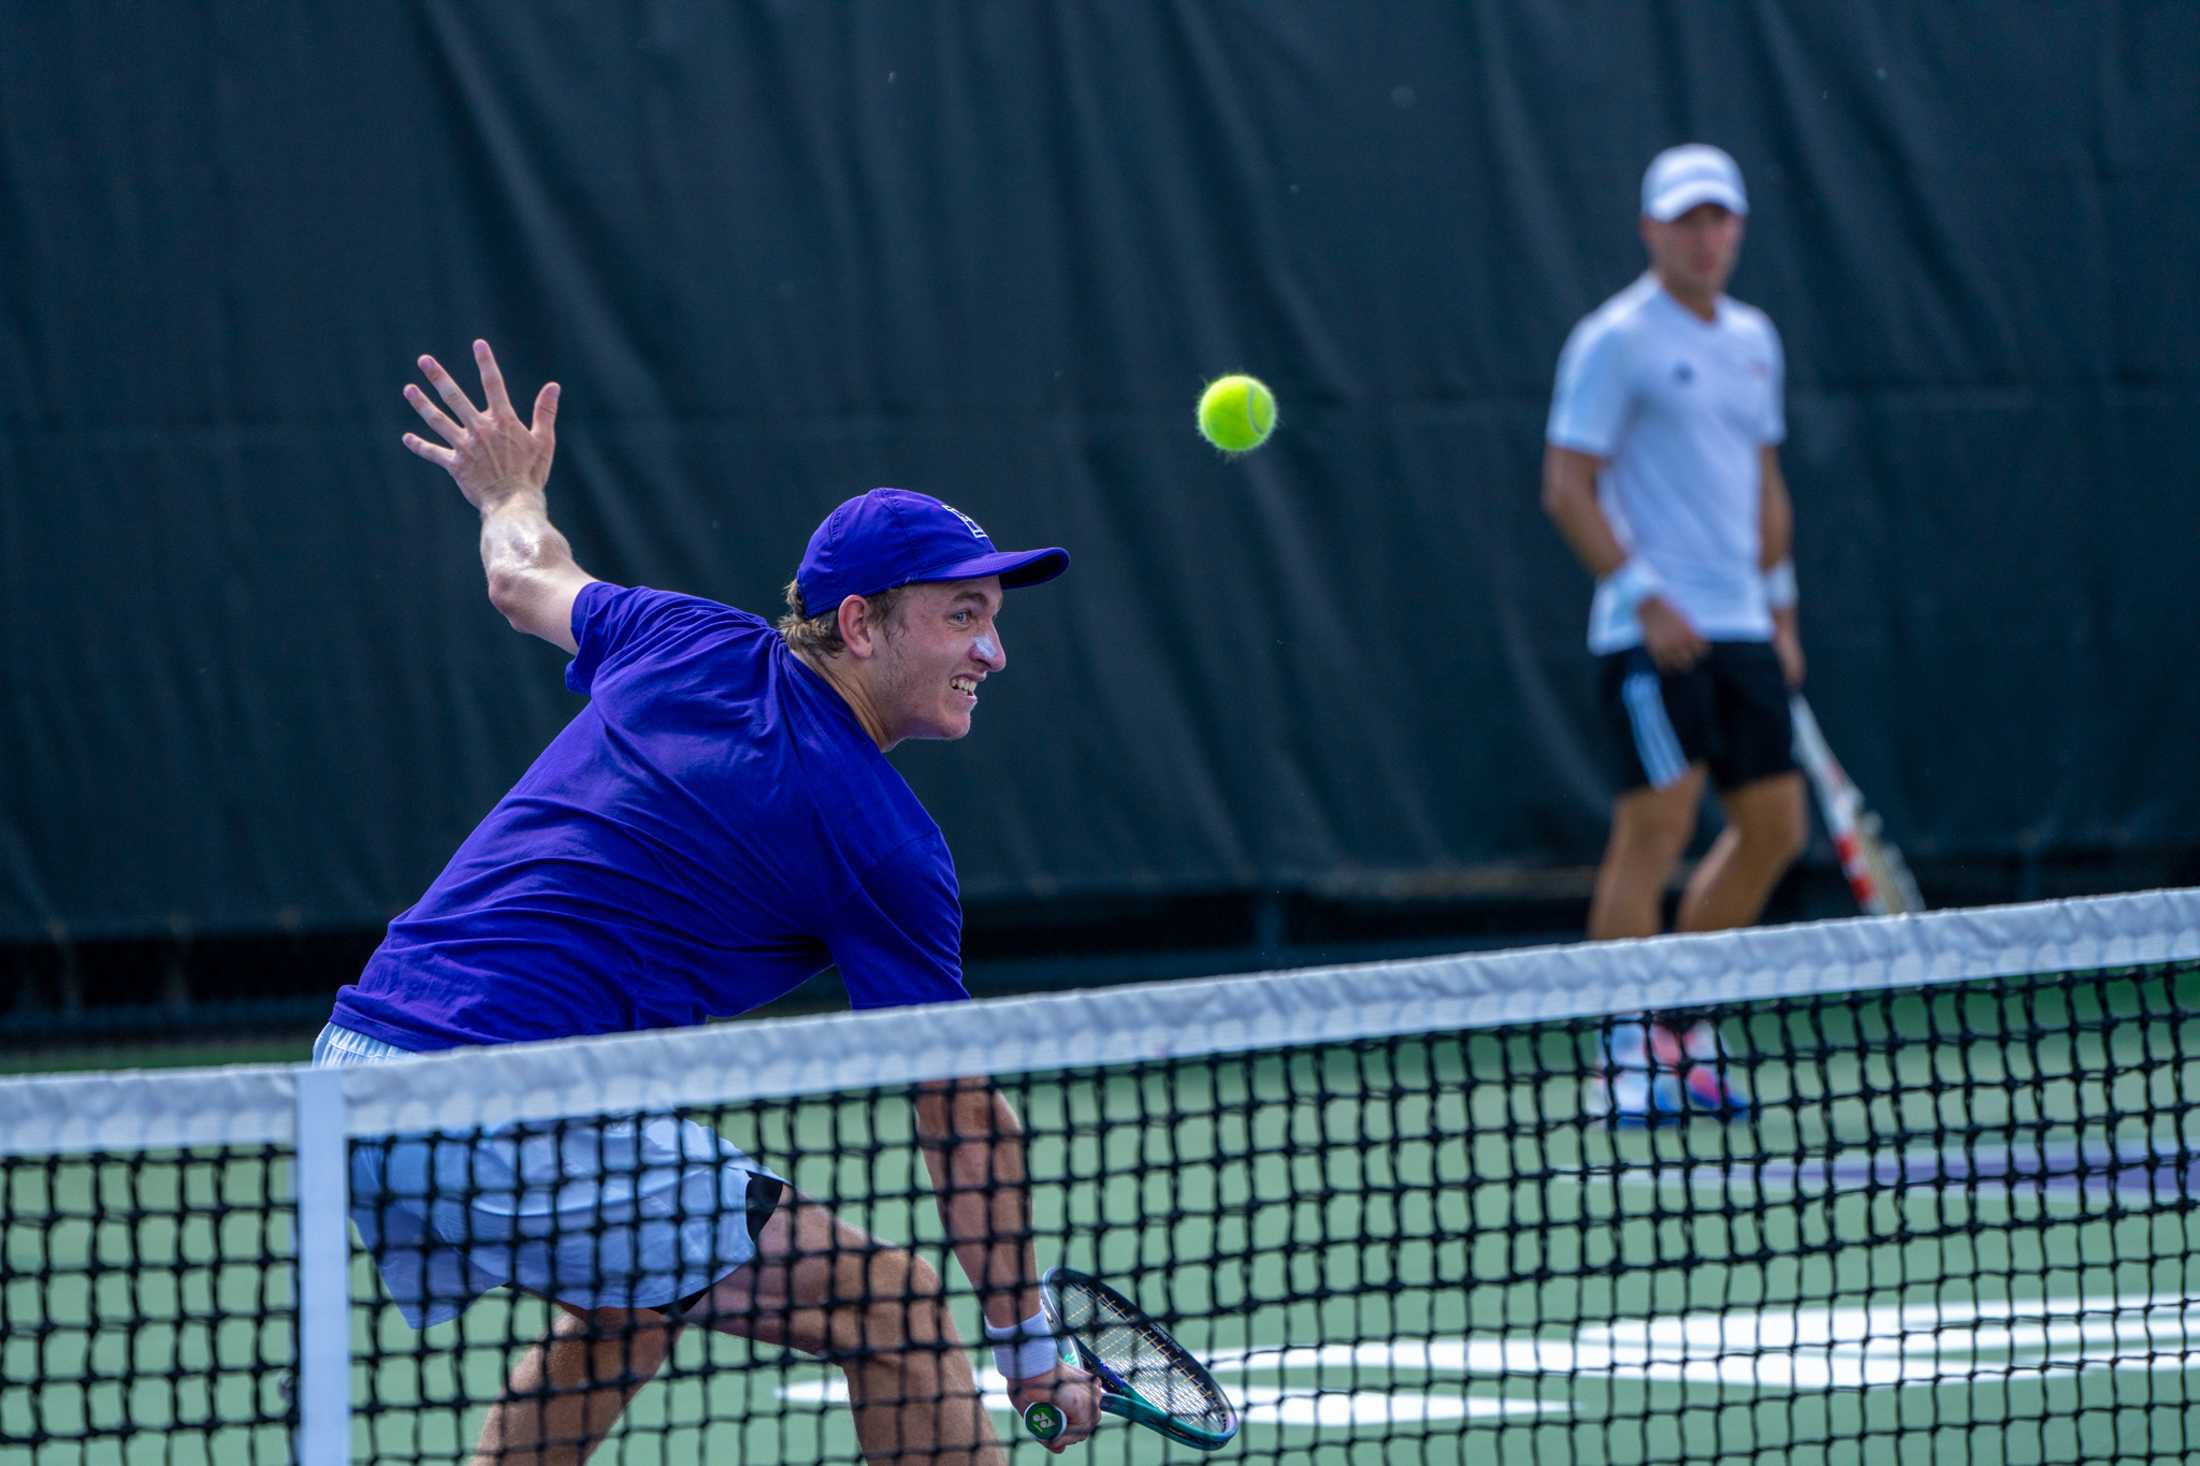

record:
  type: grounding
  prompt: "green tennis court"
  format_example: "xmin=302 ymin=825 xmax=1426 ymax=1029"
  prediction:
xmin=8 ymin=907 xmax=2199 ymax=1465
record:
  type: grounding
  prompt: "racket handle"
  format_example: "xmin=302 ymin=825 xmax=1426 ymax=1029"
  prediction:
xmin=1023 ymin=1401 xmax=1066 ymax=1442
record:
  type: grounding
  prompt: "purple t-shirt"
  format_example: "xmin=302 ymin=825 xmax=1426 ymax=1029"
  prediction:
xmin=330 ymin=582 xmax=966 ymax=1051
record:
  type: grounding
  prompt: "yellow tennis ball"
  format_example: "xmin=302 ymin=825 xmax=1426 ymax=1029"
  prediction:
xmin=1197 ymin=374 xmax=1277 ymax=454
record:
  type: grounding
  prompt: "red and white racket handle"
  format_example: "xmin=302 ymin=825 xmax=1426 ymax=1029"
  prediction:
xmin=1794 ymin=695 xmax=1875 ymax=909
xmin=1830 ymin=828 xmax=1884 ymax=913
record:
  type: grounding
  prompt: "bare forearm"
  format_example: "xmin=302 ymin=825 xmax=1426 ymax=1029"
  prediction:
xmin=1761 ymin=449 xmax=1799 ymax=653
xmin=479 ymin=490 xmax=573 ymax=586
xmin=1545 ymin=491 xmax=1630 ymax=578
xmin=479 ymin=493 xmax=591 ymax=651
xmin=915 ymin=1079 xmax=1042 ymax=1328
xmin=1758 ymin=448 xmax=1794 ymax=568
xmin=1541 ymin=446 xmax=1628 ymax=577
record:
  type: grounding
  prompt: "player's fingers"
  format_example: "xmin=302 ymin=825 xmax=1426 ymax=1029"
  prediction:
xmin=474 ymin=339 xmax=515 ymax=416
xmin=418 ymin=353 xmax=482 ymax=423
xmin=531 ymin=381 xmax=560 ymax=443
xmin=403 ymin=384 xmax=465 ymax=446
xmin=1063 ymin=1381 xmax=1102 ymax=1442
xmin=401 ymin=432 xmax=457 ymax=468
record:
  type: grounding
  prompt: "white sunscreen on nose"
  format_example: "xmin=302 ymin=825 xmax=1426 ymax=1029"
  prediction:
xmin=974 ymin=635 xmax=999 ymax=662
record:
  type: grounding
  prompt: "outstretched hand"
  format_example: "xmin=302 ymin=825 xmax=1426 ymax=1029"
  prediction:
xmin=402 ymin=339 xmax=560 ymax=510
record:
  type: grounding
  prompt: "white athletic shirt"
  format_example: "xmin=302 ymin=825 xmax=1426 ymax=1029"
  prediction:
xmin=1546 ymin=274 xmax=1786 ymax=653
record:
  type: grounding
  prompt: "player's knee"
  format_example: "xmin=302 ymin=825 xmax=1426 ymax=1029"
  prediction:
xmin=1741 ymin=786 xmax=1809 ymax=867
xmin=844 ymin=1248 xmax=950 ymax=1356
xmin=896 ymin=1249 xmax=947 ymax=1307
xmin=1774 ymin=809 xmax=1808 ymax=866
xmin=1611 ymin=799 xmax=1696 ymax=863
xmin=894 ymin=1253 xmax=953 ymax=1346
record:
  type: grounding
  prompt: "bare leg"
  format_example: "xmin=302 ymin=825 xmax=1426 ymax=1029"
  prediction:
xmin=1675 ymin=773 xmax=1807 ymax=934
xmin=702 ymin=1197 xmax=1001 ymax=1466
xmin=469 ymin=1195 xmax=999 ymax=1466
xmin=1586 ymin=767 xmax=1706 ymax=940
xmin=469 ymin=1307 xmax=677 ymax=1466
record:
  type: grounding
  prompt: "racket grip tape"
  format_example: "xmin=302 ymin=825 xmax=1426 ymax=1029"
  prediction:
xmin=1023 ymin=1401 xmax=1066 ymax=1442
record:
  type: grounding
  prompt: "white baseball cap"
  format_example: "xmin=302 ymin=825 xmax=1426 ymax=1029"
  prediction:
xmin=1641 ymin=144 xmax=1748 ymax=220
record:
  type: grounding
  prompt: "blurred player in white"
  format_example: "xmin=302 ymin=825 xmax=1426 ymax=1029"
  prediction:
xmin=1541 ymin=145 xmax=1807 ymax=1122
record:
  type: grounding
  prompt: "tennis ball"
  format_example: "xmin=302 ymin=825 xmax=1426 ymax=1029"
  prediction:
xmin=1197 ymin=374 xmax=1277 ymax=454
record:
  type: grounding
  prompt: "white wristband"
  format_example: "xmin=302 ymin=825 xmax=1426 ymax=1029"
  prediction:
xmin=984 ymin=1309 xmax=1064 ymax=1382
xmin=1605 ymin=558 xmax=1664 ymax=615
xmin=1763 ymin=559 xmax=1798 ymax=610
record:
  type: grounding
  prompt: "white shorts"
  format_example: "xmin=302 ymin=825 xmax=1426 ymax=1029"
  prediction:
xmin=313 ymin=1023 xmax=782 ymax=1330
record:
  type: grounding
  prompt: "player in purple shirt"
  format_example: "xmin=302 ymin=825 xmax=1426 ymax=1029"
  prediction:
xmin=317 ymin=341 xmax=1099 ymax=1463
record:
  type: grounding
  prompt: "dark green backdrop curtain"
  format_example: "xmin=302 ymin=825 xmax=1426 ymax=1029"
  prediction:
xmin=4 ymin=3 xmax=2194 ymax=939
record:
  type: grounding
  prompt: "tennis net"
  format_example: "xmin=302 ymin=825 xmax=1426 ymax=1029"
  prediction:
xmin=4 ymin=888 xmax=2198 ymax=1464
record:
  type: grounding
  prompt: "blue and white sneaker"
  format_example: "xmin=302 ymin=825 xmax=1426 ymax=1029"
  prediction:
xmin=1672 ymin=1020 xmax=1752 ymax=1118
xmin=1586 ymin=1019 xmax=1751 ymax=1124
xmin=1585 ymin=1020 xmax=1688 ymax=1126
xmin=1582 ymin=1065 xmax=1689 ymax=1126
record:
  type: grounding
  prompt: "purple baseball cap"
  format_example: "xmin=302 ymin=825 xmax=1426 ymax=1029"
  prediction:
xmin=795 ymin=488 xmax=1069 ymax=617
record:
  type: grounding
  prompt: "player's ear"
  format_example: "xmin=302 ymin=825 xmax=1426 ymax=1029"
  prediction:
xmin=838 ymin=594 xmax=881 ymax=658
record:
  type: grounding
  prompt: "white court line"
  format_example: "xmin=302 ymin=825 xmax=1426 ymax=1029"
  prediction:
xmin=894 ymin=1295 xmax=2200 ymax=1421
xmin=778 ymin=1363 xmax=1565 ymax=1429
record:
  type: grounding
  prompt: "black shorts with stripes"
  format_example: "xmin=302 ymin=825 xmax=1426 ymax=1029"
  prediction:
xmin=1597 ymin=640 xmax=1797 ymax=795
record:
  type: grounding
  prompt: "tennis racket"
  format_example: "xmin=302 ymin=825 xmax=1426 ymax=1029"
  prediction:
xmin=1789 ymin=695 xmax=1924 ymax=916
xmin=1019 ymin=1266 xmax=1239 ymax=1452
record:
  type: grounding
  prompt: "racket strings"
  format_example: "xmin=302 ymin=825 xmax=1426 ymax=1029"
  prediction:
xmin=1059 ymin=1287 xmax=1233 ymax=1426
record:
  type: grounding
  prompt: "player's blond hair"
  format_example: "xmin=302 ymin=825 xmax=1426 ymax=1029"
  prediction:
xmin=776 ymin=579 xmax=906 ymax=658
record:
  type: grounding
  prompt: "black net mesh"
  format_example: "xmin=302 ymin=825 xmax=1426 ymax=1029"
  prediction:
xmin=4 ymin=937 xmax=2199 ymax=1463
xmin=1 ymin=1143 xmax=299 ymax=1463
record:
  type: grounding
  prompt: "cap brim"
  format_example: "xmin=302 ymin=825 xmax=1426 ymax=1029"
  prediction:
xmin=1647 ymin=181 xmax=1747 ymax=221
xmin=908 ymin=546 xmax=1070 ymax=592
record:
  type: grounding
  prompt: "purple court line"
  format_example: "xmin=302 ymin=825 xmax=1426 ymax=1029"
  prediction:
xmin=1609 ymin=1139 xmax=2200 ymax=1203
